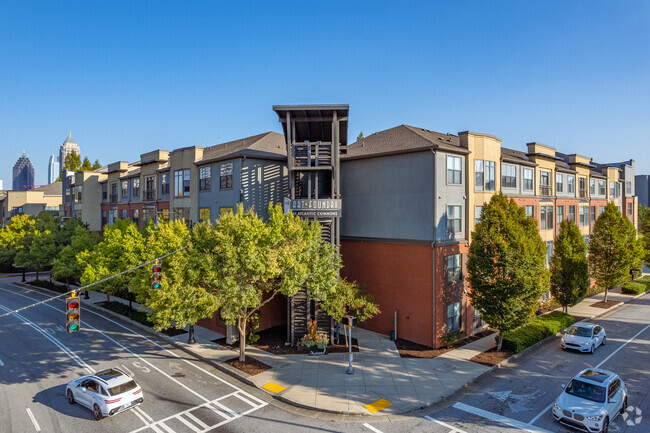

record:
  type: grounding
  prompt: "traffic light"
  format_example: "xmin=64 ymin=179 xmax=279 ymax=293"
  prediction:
xmin=66 ymin=292 xmax=81 ymax=333
xmin=152 ymin=260 xmax=162 ymax=290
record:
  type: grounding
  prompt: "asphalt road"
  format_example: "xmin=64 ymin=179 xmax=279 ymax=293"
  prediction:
xmin=1 ymin=278 xmax=648 ymax=433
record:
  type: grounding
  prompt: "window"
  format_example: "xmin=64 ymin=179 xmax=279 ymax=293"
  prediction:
xmin=447 ymin=302 xmax=461 ymax=331
xmin=174 ymin=207 xmax=190 ymax=222
xmin=199 ymin=207 xmax=211 ymax=222
xmin=101 ymin=210 xmax=107 ymax=226
xmin=121 ymin=209 xmax=127 ymax=219
xmin=579 ymin=206 xmax=588 ymax=226
xmin=598 ymin=180 xmax=606 ymax=196
xmin=546 ymin=241 xmax=554 ymax=266
xmin=589 ymin=178 xmax=595 ymax=195
xmin=475 ymin=160 xmax=483 ymax=191
xmin=502 ymin=164 xmax=516 ymax=188
xmin=569 ymin=205 xmax=576 ymax=222
xmin=539 ymin=171 xmax=551 ymax=195
xmin=160 ymin=209 xmax=170 ymax=221
xmin=145 ymin=176 xmax=155 ymax=200
xmin=110 ymin=182 xmax=118 ymax=202
xmin=472 ymin=308 xmax=484 ymax=330
xmin=75 ymin=186 xmax=82 ymax=203
xmin=485 ymin=161 xmax=495 ymax=191
xmin=556 ymin=173 xmax=563 ymax=193
xmin=160 ymin=173 xmax=170 ymax=195
xmin=523 ymin=168 xmax=533 ymax=191
xmin=540 ymin=205 xmax=553 ymax=230
xmin=610 ymin=181 xmax=616 ymax=197
xmin=599 ymin=206 xmax=606 ymax=215
xmin=447 ymin=254 xmax=461 ymax=282
xmin=475 ymin=206 xmax=483 ymax=223
xmin=102 ymin=183 xmax=107 ymax=201
xmin=627 ymin=202 xmax=632 ymax=216
xmin=590 ymin=206 xmax=596 ymax=223
xmin=447 ymin=206 xmax=462 ymax=233
xmin=132 ymin=178 xmax=140 ymax=198
xmin=615 ymin=182 xmax=621 ymax=198
xmin=132 ymin=209 xmax=139 ymax=227
xmin=121 ymin=180 xmax=129 ymax=199
xmin=567 ymin=175 xmax=575 ymax=194
xmin=525 ymin=205 xmax=535 ymax=218
xmin=447 ymin=156 xmax=462 ymax=184
xmin=578 ymin=177 xmax=587 ymax=197
xmin=142 ymin=208 xmax=155 ymax=224
xmin=626 ymin=181 xmax=631 ymax=195
xmin=199 ymin=166 xmax=211 ymax=191
xmin=220 ymin=162 xmax=233 ymax=189
xmin=583 ymin=235 xmax=590 ymax=249
xmin=174 ymin=169 xmax=190 ymax=197
xmin=556 ymin=205 xmax=564 ymax=222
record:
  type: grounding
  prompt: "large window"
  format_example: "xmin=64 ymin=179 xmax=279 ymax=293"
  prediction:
xmin=174 ymin=169 xmax=190 ymax=197
xmin=145 ymin=176 xmax=155 ymax=200
xmin=524 ymin=168 xmax=534 ymax=191
xmin=598 ymin=180 xmax=606 ymax=196
xmin=447 ymin=254 xmax=461 ymax=282
xmin=525 ymin=205 xmax=535 ymax=218
xmin=475 ymin=206 xmax=483 ymax=224
xmin=475 ymin=160 xmax=483 ymax=191
xmin=546 ymin=241 xmax=554 ymax=265
xmin=132 ymin=178 xmax=140 ymax=198
xmin=447 ymin=155 xmax=462 ymax=185
xmin=121 ymin=180 xmax=129 ymax=199
xmin=610 ymin=181 xmax=616 ymax=197
xmin=590 ymin=206 xmax=596 ymax=223
xmin=626 ymin=181 xmax=631 ymax=195
xmin=539 ymin=171 xmax=551 ymax=196
xmin=101 ymin=210 xmax=107 ymax=227
xmin=578 ymin=177 xmax=587 ymax=198
xmin=447 ymin=205 xmax=462 ymax=233
xmin=599 ymin=206 xmax=606 ymax=215
xmin=485 ymin=161 xmax=495 ymax=191
xmin=160 ymin=173 xmax=170 ymax=195
xmin=540 ymin=205 xmax=553 ymax=230
xmin=502 ymin=164 xmax=516 ymax=188
xmin=199 ymin=166 xmax=211 ymax=191
xmin=556 ymin=173 xmax=563 ymax=193
xmin=447 ymin=302 xmax=461 ymax=331
xmin=557 ymin=205 xmax=564 ymax=222
xmin=579 ymin=206 xmax=589 ymax=226
xmin=110 ymin=182 xmax=118 ymax=203
xmin=567 ymin=175 xmax=575 ymax=194
xmin=615 ymin=183 xmax=621 ymax=198
xmin=220 ymin=162 xmax=233 ymax=189
xmin=589 ymin=178 xmax=595 ymax=195
xmin=627 ymin=202 xmax=633 ymax=216
xmin=569 ymin=205 xmax=576 ymax=222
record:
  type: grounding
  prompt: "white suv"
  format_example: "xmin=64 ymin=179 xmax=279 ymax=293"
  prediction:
xmin=552 ymin=368 xmax=627 ymax=433
xmin=66 ymin=368 xmax=143 ymax=420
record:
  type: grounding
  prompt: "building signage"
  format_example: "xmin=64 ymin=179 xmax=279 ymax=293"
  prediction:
xmin=291 ymin=198 xmax=342 ymax=218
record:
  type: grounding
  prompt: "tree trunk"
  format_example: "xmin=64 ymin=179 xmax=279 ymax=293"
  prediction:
xmin=106 ymin=293 xmax=110 ymax=303
xmin=237 ymin=317 xmax=247 ymax=362
xmin=603 ymin=288 xmax=608 ymax=303
xmin=187 ymin=324 xmax=196 ymax=344
xmin=497 ymin=330 xmax=504 ymax=351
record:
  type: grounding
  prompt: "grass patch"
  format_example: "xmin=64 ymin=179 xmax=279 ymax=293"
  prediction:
xmin=502 ymin=311 xmax=575 ymax=354
xmin=621 ymin=276 xmax=650 ymax=295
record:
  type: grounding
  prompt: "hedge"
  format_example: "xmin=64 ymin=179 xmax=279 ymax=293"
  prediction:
xmin=501 ymin=311 xmax=575 ymax=353
xmin=622 ymin=277 xmax=650 ymax=295
xmin=28 ymin=279 xmax=69 ymax=293
xmin=101 ymin=301 xmax=154 ymax=327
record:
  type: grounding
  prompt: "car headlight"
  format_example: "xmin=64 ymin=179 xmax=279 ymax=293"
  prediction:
xmin=553 ymin=402 xmax=561 ymax=410
xmin=586 ymin=414 xmax=604 ymax=421
xmin=582 ymin=341 xmax=591 ymax=346
xmin=561 ymin=338 xmax=565 ymax=342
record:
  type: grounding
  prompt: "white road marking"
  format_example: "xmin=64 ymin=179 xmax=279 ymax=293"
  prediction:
xmin=25 ymin=408 xmax=41 ymax=432
xmin=133 ymin=406 xmax=153 ymax=422
xmin=0 ymin=358 xmax=4 ymax=366
xmin=362 ymin=423 xmax=384 ymax=433
xmin=424 ymin=415 xmax=469 ymax=433
xmin=121 ymin=364 xmax=135 ymax=377
xmin=158 ymin=422 xmax=175 ymax=433
xmin=185 ymin=412 xmax=210 ymax=430
xmin=177 ymin=415 xmax=202 ymax=432
xmin=453 ymin=402 xmax=552 ymax=433
xmin=528 ymin=323 xmax=650 ymax=426
xmin=129 ymin=407 xmax=150 ymax=426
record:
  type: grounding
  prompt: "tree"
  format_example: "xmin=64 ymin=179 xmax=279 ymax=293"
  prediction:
xmin=193 ymin=204 xmax=340 ymax=361
xmin=467 ymin=193 xmax=549 ymax=350
xmin=81 ymin=156 xmax=92 ymax=170
xmin=0 ymin=214 xmax=36 ymax=268
xmin=15 ymin=229 xmax=57 ymax=280
xmin=639 ymin=204 xmax=650 ymax=265
xmin=550 ymin=220 xmax=589 ymax=313
xmin=78 ymin=219 xmax=146 ymax=302
xmin=131 ymin=219 xmax=220 ymax=344
xmin=92 ymin=159 xmax=102 ymax=170
xmin=357 ymin=132 xmax=364 ymax=141
xmin=63 ymin=152 xmax=82 ymax=172
xmin=52 ymin=226 xmax=101 ymax=288
xmin=589 ymin=202 xmax=645 ymax=302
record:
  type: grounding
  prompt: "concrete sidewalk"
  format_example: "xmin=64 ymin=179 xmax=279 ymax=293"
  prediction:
xmin=4 ymin=273 xmax=648 ymax=417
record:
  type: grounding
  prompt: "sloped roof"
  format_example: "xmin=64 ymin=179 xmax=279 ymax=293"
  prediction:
xmin=198 ymin=131 xmax=287 ymax=165
xmin=63 ymin=131 xmax=76 ymax=145
xmin=341 ymin=125 xmax=468 ymax=160
xmin=34 ymin=181 xmax=62 ymax=195
xmin=501 ymin=147 xmax=538 ymax=167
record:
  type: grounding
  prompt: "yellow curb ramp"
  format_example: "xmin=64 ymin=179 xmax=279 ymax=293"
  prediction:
xmin=364 ymin=398 xmax=391 ymax=413
xmin=262 ymin=382 xmax=286 ymax=394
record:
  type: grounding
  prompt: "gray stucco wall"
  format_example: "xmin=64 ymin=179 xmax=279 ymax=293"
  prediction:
xmin=197 ymin=159 xmax=242 ymax=221
xmin=341 ymin=151 xmax=435 ymax=241
xmin=435 ymin=151 xmax=467 ymax=242
xmin=622 ymin=163 xmax=635 ymax=197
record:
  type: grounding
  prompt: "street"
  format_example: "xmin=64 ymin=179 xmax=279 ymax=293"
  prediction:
xmin=1 ymin=278 xmax=648 ymax=433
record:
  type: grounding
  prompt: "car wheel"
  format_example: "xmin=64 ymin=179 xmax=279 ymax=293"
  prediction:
xmin=601 ymin=416 xmax=609 ymax=433
xmin=93 ymin=404 xmax=103 ymax=420
xmin=67 ymin=389 xmax=75 ymax=405
xmin=620 ymin=396 xmax=627 ymax=414
xmin=602 ymin=336 xmax=606 ymax=346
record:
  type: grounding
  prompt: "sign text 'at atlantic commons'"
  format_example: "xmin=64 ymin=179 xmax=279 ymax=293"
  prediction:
xmin=290 ymin=199 xmax=342 ymax=218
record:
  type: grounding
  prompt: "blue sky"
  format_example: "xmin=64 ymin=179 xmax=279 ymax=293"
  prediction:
xmin=1 ymin=1 xmax=649 ymax=187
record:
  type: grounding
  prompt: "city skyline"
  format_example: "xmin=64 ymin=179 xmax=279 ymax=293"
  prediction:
xmin=1 ymin=1 xmax=649 ymax=187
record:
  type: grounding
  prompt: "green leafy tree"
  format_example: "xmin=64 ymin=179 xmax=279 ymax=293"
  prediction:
xmin=467 ymin=193 xmax=549 ymax=350
xmin=92 ymin=159 xmax=102 ymax=170
xmin=550 ymin=220 xmax=589 ymax=313
xmin=639 ymin=204 xmax=650 ymax=265
xmin=78 ymin=219 xmax=146 ymax=302
xmin=52 ymin=226 xmax=101 ymax=288
xmin=81 ymin=156 xmax=92 ymax=170
xmin=193 ymin=204 xmax=340 ymax=361
xmin=0 ymin=214 xmax=36 ymax=267
xmin=357 ymin=132 xmax=364 ymax=141
xmin=63 ymin=152 xmax=82 ymax=172
xmin=15 ymin=229 xmax=57 ymax=280
xmin=589 ymin=202 xmax=645 ymax=302
xmin=131 ymin=219 xmax=220 ymax=343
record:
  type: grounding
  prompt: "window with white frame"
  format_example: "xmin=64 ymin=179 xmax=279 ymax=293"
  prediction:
xmin=556 ymin=173 xmax=563 ymax=193
xmin=546 ymin=240 xmax=554 ymax=265
xmin=590 ymin=206 xmax=596 ymax=223
xmin=589 ymin=178 xmax=595 ymax=195
xmin=540 ymin=205 xmax=553 ymax=230
xmin=475 ymin=160 xmax=483 ymax=191
xmin=615 ymin=182 xmax=621 ymax=198
xmin=220 ymin=163 xmax=233 ymax=189
xmin=626 ymin=181 xmax=631 ymax=195
xmin=525 ymin=205 xmax=535 ymax=218
xmin=502 ymin=164 xmax=516 ymax=188
xmin=121 ymin=180 xmax=129 ymax=199
xmin=472 ymin=307 xmax=484 ymax=330
xmin=475 ymin=205 xmax=483 ymax=223
xmin=485 ymin=161 xmax=495 ymax=191
xmin=598 ymin=180 xmax=606 ymax=196
xmin=579 ymin=206 xmax=588 ymax=226
xmin=567 ymin=175 xmax=575 ymax=194
xmin=447 ymin=206 xmax=462 ymax=233
xmin=557 ymin=205 xmax=564 ymax=222
xmin=447 ymin=254 xmax=461 ymax=282
xmin=199 ymin=166 xmax=211 ymax=191
xmin=569 ymin=205 xmax=576 ymax=222
xmin=447 ymin=302 xmax=461 ymax=331
xmin=132 ymin=178 xmax=140 ymax=198
xmin=610 ymin=181 xmax=616 ymax=197
xmin=524 ymin=168 xmax=533 ymax=190
xmin=627 ymin=202 xmax=632 ymax=216
xmin=447 ymin=155 xmax=462 ymax=184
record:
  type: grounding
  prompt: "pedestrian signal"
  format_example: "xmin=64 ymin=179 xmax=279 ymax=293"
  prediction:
xmin=152 ymin=261 xmax=162 ymax=290
xmin=66 ymin=297 xmax=81 ymax=332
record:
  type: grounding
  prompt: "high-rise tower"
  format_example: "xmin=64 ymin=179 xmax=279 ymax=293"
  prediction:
xmin=59 ymin=131 xmax=80 ymax=173
xmin=48 ymin=155 xmax=60 ymax=183
xmin=13 ymin=152 xmax=35 ymax=190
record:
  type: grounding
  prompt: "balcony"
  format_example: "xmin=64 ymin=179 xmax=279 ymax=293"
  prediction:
xmin=110 ymin=194 xmax=118 ymax=203
xmin=143 ymin=189 xmax=156 ymax=201
xmin=539 ymin=185 xmax=552 ymax=196
xmin=579 ymin=189 xmax=588 ymax=198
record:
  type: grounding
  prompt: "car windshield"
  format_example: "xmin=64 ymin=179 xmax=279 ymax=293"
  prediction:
xmin=567 ymin=326 xmax=592 ymax=337
xmin=108 ymin=380 xmax=137 ymax=396
xmin=566 ymin=379 xmax=606 ymax=403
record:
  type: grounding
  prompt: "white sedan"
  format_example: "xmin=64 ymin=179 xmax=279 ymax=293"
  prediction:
xmin=561 ymin=323 xmax=606 ymax=354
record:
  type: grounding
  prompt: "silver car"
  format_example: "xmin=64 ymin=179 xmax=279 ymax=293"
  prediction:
xmin=66 ymin=368 xmax=143 ymax=420
xmin=561 ymin=323 xmax=606 ymax=353
xmin=552 ymin=368 xmax=627 ymax=433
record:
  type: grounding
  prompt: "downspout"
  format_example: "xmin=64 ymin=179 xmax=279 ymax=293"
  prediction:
xmin=431 ymin=149 xmax=437 ymax=348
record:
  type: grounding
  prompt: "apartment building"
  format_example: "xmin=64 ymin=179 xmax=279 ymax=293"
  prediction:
xmin=0 ymin=182 xmax=62 ymax=225
xmin=62 ymin=168 xmax=107 ymax=231
xmin=340 ymin=126 xmax=637 ymax=348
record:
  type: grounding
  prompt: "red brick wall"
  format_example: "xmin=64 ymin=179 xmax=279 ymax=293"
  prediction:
xmin=340 ymin=240 xmax=434 ymax=347
xmin=434 ymin=243 xmax=469 ymax=348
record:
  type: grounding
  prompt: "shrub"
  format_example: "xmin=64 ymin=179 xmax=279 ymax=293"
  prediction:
xmin=28 ymin=279 xmax=68 ymax=293
xmin=621 ymin=279 xmax=648 ymax=295
xmin=101 ymin=301 xmax=153 ymax=327
xmin=501 ymin=311 xmax=575 ymax=353
xmin=442 ymin=330 xmax=467 ymax=349
xmin=299 ymin=319 xmax=329 ymax=350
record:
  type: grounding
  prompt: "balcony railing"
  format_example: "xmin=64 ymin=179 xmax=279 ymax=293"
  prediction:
xmin=110 ymin=194 xmax=118 ymax=203
xmin=540 ymin=185 xmax=552 ymax=196
xmin=144 ymin=189 xmax=156 ymax=201
xmin=579 ymin=189 xmax=588 ymax=198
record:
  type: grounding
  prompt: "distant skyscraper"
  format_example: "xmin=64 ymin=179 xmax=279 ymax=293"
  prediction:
xmin=59 ymin=131 xmax=80 ymax=173
xmin=13 ymin=152 xmax=35 ymax=191
xmin=48 ymin=154 xmax=60 ymax=184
